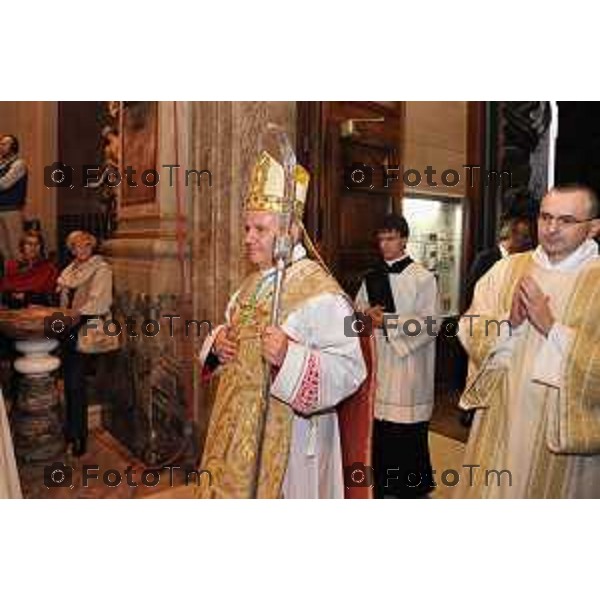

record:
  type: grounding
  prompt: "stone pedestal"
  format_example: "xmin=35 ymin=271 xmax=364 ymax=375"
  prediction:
xmin=12 ymin=339 xmax=63 ymax=463
xmin=0 ymin=308 xmax=73 ymax=464
xmin=14 ymin=339 xmax=60 ymax=377
xmin=12 ymin=372 xmax=63 ymax=464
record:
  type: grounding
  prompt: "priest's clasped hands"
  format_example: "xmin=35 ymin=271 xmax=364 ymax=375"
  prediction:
xmin=213 ymin=325 xmax=289 ymax=367
xmin=509 ymin=275 xmax=555 ymax=337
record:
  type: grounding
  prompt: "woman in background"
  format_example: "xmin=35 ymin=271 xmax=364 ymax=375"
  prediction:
xmin=0 ymin=230 xmax=58 ymax=308
xmin=57 ymin=231 xmax=116 ymax=457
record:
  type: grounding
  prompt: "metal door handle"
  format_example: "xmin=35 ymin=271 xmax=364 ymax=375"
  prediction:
xmin=340 ymin=117 xmax=385 ymax=138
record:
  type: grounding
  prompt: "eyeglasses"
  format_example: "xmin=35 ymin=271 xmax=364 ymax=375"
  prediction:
xmin=538 ymin=212 xmax=595 ymax=228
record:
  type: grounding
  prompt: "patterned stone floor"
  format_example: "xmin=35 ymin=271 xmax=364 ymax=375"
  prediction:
xmin=19 ymin=429 xmax=197 ymax=499
xmin=16 ymin=384 xmax=470 ymax=499
xmin=17 ymin=428 xmax=466 ymax=500
xmin=429 ymin=432 xmax=466 ymax=499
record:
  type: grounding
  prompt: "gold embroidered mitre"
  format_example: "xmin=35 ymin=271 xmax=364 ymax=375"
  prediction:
xmin=244 ymin=150 xmax=310 ymax=220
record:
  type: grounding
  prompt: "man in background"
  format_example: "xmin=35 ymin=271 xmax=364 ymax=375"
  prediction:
xmin=465 ymin=213 xmax=533 ymax=308
xmin=0 ymin=134 xmax=28 ymax=259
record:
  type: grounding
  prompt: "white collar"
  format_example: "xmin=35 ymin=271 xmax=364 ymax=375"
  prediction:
xmin=260 ymin=243 xmax=307 ymax=278
xmin=532 ymin=239 xmax=599 ymax=272
xmin=385 ymin=252 xmax=408 ymax=267
xmin=499 ymin=243 xmax=509 ymax=259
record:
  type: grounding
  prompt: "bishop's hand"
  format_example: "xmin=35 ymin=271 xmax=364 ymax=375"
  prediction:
xmin=213 ymin=326 xmax=237 ymax=364
xmin=262 ymin=326 xmax=289 ymax=367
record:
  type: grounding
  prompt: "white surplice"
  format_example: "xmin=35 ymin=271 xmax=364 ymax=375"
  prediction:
xmin=356 ymin=260 xmax=438 ymax=423
xmin=458 ymin=239 xmax=600 ymax=498
xmin=0 ymin=389 xmax=22 ymax=499
xmin=199 ymin=244 xmax=367 ymax=498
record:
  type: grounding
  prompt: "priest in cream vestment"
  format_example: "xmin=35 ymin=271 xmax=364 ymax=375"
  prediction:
xmin=457 ymin=186 xmax=600 ymax=498
xmin=196 ymin=152 xmax=367 ymax=499
xmin=0 ymin=389 xmax=22 ymax=498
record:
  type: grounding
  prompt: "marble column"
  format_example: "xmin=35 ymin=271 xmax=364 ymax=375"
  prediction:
xmin=189 ymin=101 xmax=296 ymax=456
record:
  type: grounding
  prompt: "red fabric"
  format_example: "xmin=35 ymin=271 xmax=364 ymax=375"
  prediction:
xmin=201 ymin=365 xmax=213 ymax=384
xmin=290 ymin=351 xmax=320 ymax=415
xmin=337 ymin=335 xmax=376 ymax=499
xmin=0 ymin=259 xmax=58 ymax=294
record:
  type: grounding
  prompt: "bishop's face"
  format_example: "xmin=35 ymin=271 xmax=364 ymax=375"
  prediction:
xmin=244 ymin=211 xmax=278 ymax=270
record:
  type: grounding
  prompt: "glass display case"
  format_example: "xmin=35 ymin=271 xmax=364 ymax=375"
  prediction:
xmin=402 ymin=195 xmax=464 ymax=316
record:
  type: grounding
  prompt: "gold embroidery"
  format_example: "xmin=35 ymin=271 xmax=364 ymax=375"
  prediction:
xmin=196 ymin=258 xmax=343 ymax=498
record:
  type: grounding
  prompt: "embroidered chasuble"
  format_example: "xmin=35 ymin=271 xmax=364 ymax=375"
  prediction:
xmin=457 ymin=248 xmax=600 ymax=498
xmin=197 ymin=253 xmax=367 ymax=499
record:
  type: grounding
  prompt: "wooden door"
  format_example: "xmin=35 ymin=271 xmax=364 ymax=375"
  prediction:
xmin=297 ymin=101 xmax=405 ymax=295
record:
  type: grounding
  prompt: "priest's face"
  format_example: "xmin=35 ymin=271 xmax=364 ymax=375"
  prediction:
xmin=538 ymin=190 xmax=599 ymax=263
xmin=244 ymin=211 xmax=278 ymax=269
xmin=377 ymin=229 xmax=407 ymax=261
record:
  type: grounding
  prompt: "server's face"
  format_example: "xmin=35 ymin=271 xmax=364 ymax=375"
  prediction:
xmin=538 ymin=190 xmax=599 ymax=263
xmin=244 ymin=211 xmax=278 ymax=269
xmin=377 ymin=229 xmax=406 ymax=261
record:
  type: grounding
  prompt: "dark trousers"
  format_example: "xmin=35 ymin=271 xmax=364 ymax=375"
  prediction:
xmin=372 ymin=419 xmax=434 ymax=498
xmin=62 ymin=320 xmax=90 ymax=442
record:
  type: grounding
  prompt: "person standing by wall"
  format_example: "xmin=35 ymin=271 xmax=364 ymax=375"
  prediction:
xmin=0 ymin=135 xmax=28 ymax=259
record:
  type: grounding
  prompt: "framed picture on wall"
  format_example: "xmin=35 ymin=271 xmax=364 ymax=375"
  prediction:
xmin=121 ymin=101 xmax=158 ymax=206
